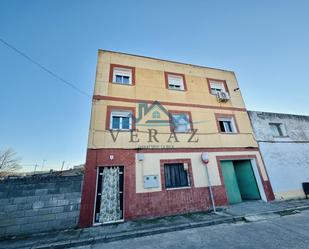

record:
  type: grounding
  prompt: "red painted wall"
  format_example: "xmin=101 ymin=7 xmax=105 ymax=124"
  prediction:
xmin=78 ymin=148 xmax=274 ymax=228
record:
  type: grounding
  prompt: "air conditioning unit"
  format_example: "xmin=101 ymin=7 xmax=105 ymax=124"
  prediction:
xmin=217 ymin=91 xmax=230 ymax=102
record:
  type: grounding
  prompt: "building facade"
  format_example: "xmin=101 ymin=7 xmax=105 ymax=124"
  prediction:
xmin=79 ymin=50 xmax=275 ymax=227
xmin=248 ymin=111 xmax=309 ymax=200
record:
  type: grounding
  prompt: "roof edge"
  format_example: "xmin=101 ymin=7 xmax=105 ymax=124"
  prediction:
xmin=248 ymin=110 xmax=309 ymax=118
xmin=98 ymin=49 xmax=235 ymax=74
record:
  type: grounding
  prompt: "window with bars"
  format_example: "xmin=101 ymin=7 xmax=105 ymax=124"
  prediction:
xmin=164 ymin=163 xmax=190 ymax=189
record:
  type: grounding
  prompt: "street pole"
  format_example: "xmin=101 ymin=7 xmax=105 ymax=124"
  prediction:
xmin=41 ymin=160 xmax=46 ymax=172
xmin=34 ymin=164 xmax=38 ymax=174
xmin=60 ymin=161 xmax=65 ymax=172
xmin=204 ymin=164 xmax=216 ymax=213
xmin=201 ymin=152 xmax=217 ymax=213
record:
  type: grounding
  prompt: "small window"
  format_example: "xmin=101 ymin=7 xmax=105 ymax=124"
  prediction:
xmin=210 ymin=80 xmax=226 ymax=95
xmin=171 ymin=113 xmax=191 ymax=132
xmin=152 ymin=111 xmax=160 ymax=119
xmin=113 ymin=67 xmax=132 ymax=85
xmin=269 ymin=123 xmax=285 ymax=137
xmin=110 ymin=111 xmax=132 ymax=130
xmin=167 ymin=74 xmax=185 ymax=90
xmin=164 ymin=163 xmax=190 ymax=188
xmin=218 ymin=117 xmax=236 ymax=133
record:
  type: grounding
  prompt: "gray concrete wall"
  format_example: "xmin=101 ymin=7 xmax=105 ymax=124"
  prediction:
xmin=248 ymin=111 xmax=309 ymax=142
xmin=0 ymin=174 xmax=83 ymax=237
xmin=248 ymin=111 xmax=309 ymax=200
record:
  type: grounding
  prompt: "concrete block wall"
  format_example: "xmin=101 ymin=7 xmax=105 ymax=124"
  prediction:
xmin=0 ymin=174 xmax=83 ymax=237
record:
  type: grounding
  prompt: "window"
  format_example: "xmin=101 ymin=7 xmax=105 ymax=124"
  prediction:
xmin=152 ymin=111 xmax=160 ymax=119
xmin=109 ymin=64 xmax=135 ymax=85
xmin=112 ymin=67 xmax=132 ymax=85
xmin=164 ymin=163 xmax=190 ymax=188
xmin=110 ymin=111 xmax=132 ymax=130
xmin=210 ymin=81 xmax=225 ymax=95
xmin=170 ymin=113 xmax=192 ymax=132
xmin=269 ymin=123 xmax=286 ymax=137
xmin=165 ymin=72 xmax=186 ymax=91
xmin=218 ymin=117 xmax=237 ymax=133
xmin=207 ymin=79 xmax=228 ymax=95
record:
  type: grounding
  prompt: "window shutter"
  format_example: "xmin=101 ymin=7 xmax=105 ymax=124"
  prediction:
xmin=168 ymin=74 xmax=184 ymax=90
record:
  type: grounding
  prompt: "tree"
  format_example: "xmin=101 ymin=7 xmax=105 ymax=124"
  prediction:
xmin=0 ymin=149 xmax=21 ymax=177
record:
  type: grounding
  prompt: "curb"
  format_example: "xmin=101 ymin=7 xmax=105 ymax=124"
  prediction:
xmin=28 ymin=217 xmax=244 ymax=249
xmin=243 ymin=204 xmax=309 ymax=218
xmin=275 ymin=205 xmax=309 ymax=215
xmin=4 ymin=204 xmax=309 ymax=249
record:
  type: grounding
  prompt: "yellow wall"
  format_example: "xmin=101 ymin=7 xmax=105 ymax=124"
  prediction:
xmin=88 ymin=100 xmax=257 ymax=149
xmin=95 ymin=50 xmax=245 ymax=109
xmin=135 ymin=151 xmax=268 ymax=193
xmin=274 ymin=189 xmax=306 ymax=200
xmin=89 ymin=50 xmax=257 ymax=149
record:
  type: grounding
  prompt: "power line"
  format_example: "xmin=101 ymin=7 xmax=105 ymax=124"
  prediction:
xmin=0 ymin=37 xmax=91 ymax=98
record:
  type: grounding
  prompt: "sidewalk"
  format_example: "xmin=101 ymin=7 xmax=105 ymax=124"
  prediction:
xmin=224 ymin=199 xmax=309 ymax=216
xmin=1 ymin=199 xmax=309 ymax=249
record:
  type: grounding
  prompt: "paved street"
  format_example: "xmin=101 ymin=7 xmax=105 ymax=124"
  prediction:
xmin=73 ymin=210 xmax=309 ymax=249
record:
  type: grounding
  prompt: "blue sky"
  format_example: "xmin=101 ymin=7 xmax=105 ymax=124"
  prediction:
xmin=0 ymin=0 xmax=308 ymax=171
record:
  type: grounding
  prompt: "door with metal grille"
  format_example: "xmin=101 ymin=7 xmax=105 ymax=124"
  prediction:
xmin=94 ymin=166 xmax=124 ymax=224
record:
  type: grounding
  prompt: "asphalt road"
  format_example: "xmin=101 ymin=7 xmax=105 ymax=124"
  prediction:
xmin=74 ymin=210 xmax=309 ymax=249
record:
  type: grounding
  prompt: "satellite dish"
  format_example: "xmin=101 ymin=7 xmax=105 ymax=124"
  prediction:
xmin=201 ymin=152 xmax=209 ymax=164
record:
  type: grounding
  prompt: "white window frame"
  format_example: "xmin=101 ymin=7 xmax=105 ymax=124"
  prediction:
xmin=218 ymin=117 xmax=236 ymax=133
xmin=171 ymin=113 xmax=191 ymax=132
xmin=113 ymin=67 xmax=132 ymax=85
xmin=167 ymin=74 xmax=184 ymax=91
xmin=210 ymin=81 xmax=225 ymax=95
xmin=110 ymin=111 xmax=132 ymax=130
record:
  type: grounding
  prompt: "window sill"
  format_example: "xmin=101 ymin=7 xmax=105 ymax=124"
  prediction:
xmin=167 ymin=88 xmax=186 ymax=92
xmin=110 ymin=82 xmax=133 ymax=86
xmin=166 ymin=186 xmax=191 ymax=191
xmin=219 ymin=132 xmax=238 ymax=135
xmin=108 ymin=129 xmax=134 ymax=132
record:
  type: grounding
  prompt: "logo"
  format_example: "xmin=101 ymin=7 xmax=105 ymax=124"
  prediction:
xmin=108 ymin=101 xmax=205 ymax=147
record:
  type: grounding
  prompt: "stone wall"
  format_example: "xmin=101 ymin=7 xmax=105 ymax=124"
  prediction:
xmin=0 ymin=174 xmax=83 ymax=237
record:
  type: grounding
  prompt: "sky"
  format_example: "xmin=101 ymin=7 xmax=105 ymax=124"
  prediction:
xmin=0 ymin=0 xmax=308 ymax=172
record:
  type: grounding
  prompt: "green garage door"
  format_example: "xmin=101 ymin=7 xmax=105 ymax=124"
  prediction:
xmin=221 ymin=161 xmax=242 ymax=204
xmin=234 ymin=160 xmax=260 ymax=200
